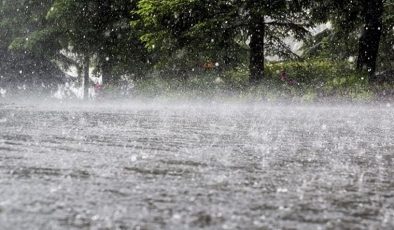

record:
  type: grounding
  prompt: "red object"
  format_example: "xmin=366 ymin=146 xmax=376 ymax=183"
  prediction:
xmin=279 ymin=70 xmax=298 ymax=85
xmin=94 ymin=83 xmax=102 ymax=91
xmin=202 ymin=61 xmax=215 ymax=70
xmin=280 ymin=70 xmax=288 ymax=82
xmin=94 ymin=83 xmax=103 ymax=97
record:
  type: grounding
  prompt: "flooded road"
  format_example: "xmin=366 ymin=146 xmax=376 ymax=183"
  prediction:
xmin=0 ymin=101 xmax=393 ymax=229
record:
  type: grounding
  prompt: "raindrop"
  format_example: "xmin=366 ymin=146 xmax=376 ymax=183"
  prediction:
xmin=172 ymin=213 xmax=182 ymax=221
xmin=277 ymin=188 xmax=288 ymax=193
xmin=91 ymin=215 xmax=99 ymax=221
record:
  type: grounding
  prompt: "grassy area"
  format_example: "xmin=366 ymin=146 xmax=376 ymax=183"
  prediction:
xmin=106 ymin=59 xmax=393 ymax=102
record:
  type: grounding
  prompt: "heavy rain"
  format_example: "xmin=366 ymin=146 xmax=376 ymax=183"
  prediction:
xmin=1 ymin=0 xmax=394 ymax=229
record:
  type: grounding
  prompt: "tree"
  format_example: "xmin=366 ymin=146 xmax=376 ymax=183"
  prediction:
xmin=46 ymin=0 xmax=149 ymax=98
xmin=0 ymin=0 xmax=66 ymax=91
xmin=356 ymin=0 xmax=384 ymax=78
xmin=1 ymin=0 xmax=151 ymax=98
xmin=378 ymin=0 xmax=394 ymax=72
xmin=47 ymin=0 xmax=108 ymax=98
xmin=134 ymin=0 xmax=312 ymax=83
xmin=307 ymin=0 xmax=389 ymax=79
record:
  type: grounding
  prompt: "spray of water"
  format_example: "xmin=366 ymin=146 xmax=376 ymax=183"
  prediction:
xmin=0 ymin=98 xmax=393 ymax=229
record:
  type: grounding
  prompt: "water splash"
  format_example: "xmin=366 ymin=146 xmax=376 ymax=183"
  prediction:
xmin=0 ymin=88 xmax=6 ymax=98
xmin=0 ymin=102 xmax=393 ymax=229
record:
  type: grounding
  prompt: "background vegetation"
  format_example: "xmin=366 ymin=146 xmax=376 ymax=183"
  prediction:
xmin=0 ymin=0 xmax=393 ymax=100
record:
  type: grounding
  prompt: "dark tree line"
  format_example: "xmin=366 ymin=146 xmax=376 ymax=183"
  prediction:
xmin=0 ymin=0 xmax=392 ymax=98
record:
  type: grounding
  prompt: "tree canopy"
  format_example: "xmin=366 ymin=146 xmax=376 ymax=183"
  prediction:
xmin=134 ymin=0 xmax=314 ymax=82
xmin=305 ymin=0 xmax=393 ymax=77
xmin=0 ymin=0 xmax=393 ymax=97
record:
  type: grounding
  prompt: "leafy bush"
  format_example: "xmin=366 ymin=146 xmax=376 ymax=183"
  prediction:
xmin=264 ymin=59 xmax=372 ymax=100
xmin=129 ymin=58 xmax=390 ymax=101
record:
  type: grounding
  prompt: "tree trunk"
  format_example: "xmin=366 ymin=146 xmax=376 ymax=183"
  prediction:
xmin=98 ymin=0 xmax=112 ymax=85
xmin=356 ymin=0 xmax=384 ymax=80
xmin=83 ymin=55 xmax=90 ymax=100
xmin=249 ymin=12 xmax=265 ymax=84
xmin=101 ymin=61 xmax=111 ymax=85
xmin=77 ymin=65 xmax=82 ymax=85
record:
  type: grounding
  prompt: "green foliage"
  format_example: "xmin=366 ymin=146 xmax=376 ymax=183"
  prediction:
xmin=305 ymin=0 xmax=393 ymax=72
xmin=378 ymin=0 xmax=394 ymax=71
xmin=134 ymin=0 xmax=247 ymax=71
xmin=46 ymin=0 xmax=149 ymax=81
xmin=0 ymin=0 xmax=392 ymax=97
xmin=134 ymin=0 xmax=315 ymax=77
xmin=243 ymin=59 xmax=375 ymax=101
xmin=129 ymin=59 xmax=379 ymax=101
xmin=9 ymin=28 xmax=60 ymax=56
xmin=265 ymin=59 xmax=371 ymax=98
xmin=0 ymin=0 xmax=150 ymax=85
xmin=0 ymin=0 xmax=59 ymax=56
xmin=47 ymin=0 xmax=107 ymax=54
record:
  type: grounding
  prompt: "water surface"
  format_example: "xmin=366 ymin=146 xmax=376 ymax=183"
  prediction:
xmin=0 ymin=101 xmax=393 ymax=229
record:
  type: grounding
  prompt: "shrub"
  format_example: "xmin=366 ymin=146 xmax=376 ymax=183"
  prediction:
xmin=128 ymin=58 xmax=389 ymax=101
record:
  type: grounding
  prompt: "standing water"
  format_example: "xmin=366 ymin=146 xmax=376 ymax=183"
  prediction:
xmin=0 ymin=100 xmax=393 ymax=229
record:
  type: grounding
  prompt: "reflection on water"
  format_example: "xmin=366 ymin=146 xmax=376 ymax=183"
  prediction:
xmin=0 ymin=101 xmax=393 ymax=229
